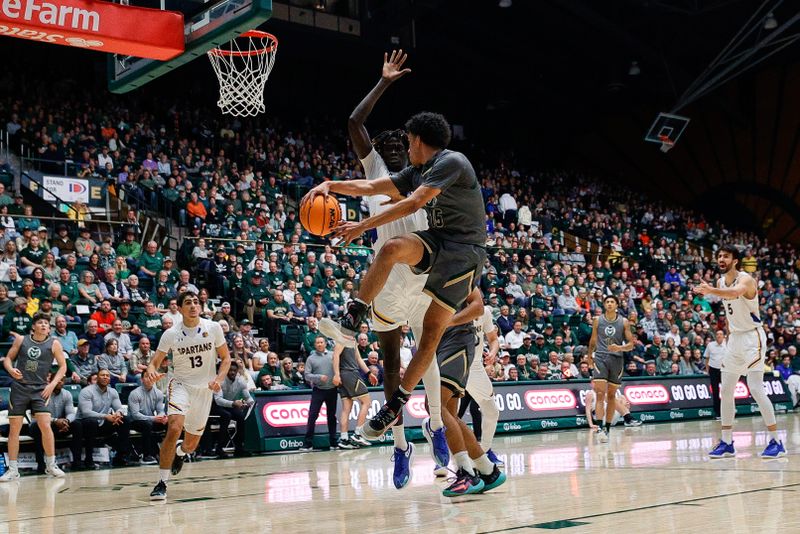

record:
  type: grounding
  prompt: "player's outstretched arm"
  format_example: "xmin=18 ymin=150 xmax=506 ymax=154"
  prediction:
xmin=349 ymin=49 xmax=411 ymax=159
xmin=307 ymin=177 xmax=401 ymax=202
xmin=587 ymin=318 xmax=599 ymax=368
xmin=332 ymin=343 xmax=343 ymax=386
xmin=145 ymin=350 xmax=168 ymax=384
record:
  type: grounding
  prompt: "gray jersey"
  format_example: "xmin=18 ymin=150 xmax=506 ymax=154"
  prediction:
xmin=16 ymin=335 xmax=55 ymax=387
xmin=595 ymin=313 xmax=626 ymax=357
xmin=339 ymin=347 xmax=361 ymax=373
xmin=391 ymin=149 xmax=485 ymax=246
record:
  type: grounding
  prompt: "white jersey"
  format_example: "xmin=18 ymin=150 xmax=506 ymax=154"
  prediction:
xmin=157 ymin=318 xmax=226 ymax=387
xmin=718 ymin=272 xmax=761 ymax=333
xmin=360 ymin=149 xmax=428 ymax=251
xmin=473 ymin=306 xmax=496 ymax=350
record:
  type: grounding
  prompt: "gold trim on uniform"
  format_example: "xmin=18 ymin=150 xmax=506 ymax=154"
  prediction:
xmin=423 ymin=288 xmax=456 ymax=314
xmin=372 ymin=307 xmax=396 ymax=327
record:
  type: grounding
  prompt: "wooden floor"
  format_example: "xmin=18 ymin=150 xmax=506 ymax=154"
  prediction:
xmin=2 ymin=414 xmax=800 ymax=533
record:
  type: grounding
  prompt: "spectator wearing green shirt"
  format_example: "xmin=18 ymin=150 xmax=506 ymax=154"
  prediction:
xmin=19 ymin=234 xmax=48 ymax=275
xmin=116 ymin=229 xmax=142 ymax=270
xmin=244 ymin=271 xmax=270 ymax=324
xmin=2 ymin=297 xmax=32 ymax=339
xmin=322 ymin=276 xmax=344 ymax=316
xmin=138 ymin=301 xmax=163 ymax=343
xmin=298 ymin=275 xmax=318 ymax=305
xmin=265 ymin=289 xmax=292 ymax=347
xmin=58 ymin=268 xmax=81 ymax=305
xmin=137 ymin=241 xmax=163 ymax=281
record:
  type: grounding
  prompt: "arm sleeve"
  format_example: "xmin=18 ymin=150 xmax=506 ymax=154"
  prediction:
xmin=111 ymin=389 xmax=123 ymax=413
xmin=128 ymin=390 xmax=149 ymax=422
xmin=156 ymin=327 xmax=175 ymax=354
xmin=420 ymin=152 xmax=465 ymax=192
xmin=389 ymin=166 xmax=416 ymax=195
xmin=304 ymin=358 xmax=321 ymax=386
xmin=214 ymin=389 xmax=233 ymax=408
xmin=212 ymin=322 xmax=227 ymax=349
xmin=63 ymin=392 xmax=77 ymax=422
xmin=78 ymin=389 xmax=105 ymax=421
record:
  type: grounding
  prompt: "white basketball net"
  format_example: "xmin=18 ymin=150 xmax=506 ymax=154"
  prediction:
xmin=207 ymin=31 xmax=278 ymax=117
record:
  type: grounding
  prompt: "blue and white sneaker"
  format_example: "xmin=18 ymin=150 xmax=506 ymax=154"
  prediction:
xmin=486 ymin=449 xmax=504 ymax=468
xmin=433 ymin=464 xmax=449 ymax=477
xmin=391 ymin=442 xmax=414 ymax=489
xmin=421 ymin=417 xmax=449 ymax=467
xmin=761 ymin=439 xmax=787 ymax=459
xmin=709 ymin=440 xmax=735 ymax=458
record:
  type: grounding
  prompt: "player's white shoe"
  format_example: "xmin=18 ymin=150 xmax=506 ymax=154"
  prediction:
xmin=0 ymin=468 xmax=20 ymax=482
xmin=45 ymin=464 xmax=65 ymax=478
xmin=598 ymin=429 xmax=609 ymax=443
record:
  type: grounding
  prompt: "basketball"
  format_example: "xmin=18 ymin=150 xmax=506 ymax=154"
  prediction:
xmin=300 ymin=194 xmax=342 ymax=236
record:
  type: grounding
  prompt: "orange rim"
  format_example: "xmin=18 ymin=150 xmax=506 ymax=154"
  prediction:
xmin=209 ymin=30 xmax=278 ymax=57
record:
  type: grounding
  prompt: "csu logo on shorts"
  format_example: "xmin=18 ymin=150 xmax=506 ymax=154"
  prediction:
xmin=604 ymin=325 xmax=616 ymax=337
xmin=26 ymin=346 xmax=42 ymax=360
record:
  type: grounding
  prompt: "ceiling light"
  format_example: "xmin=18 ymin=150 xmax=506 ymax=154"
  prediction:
xmin=499 ymin=0 xmax=512 ymax=8
xmin=628 ymin=61 xmax=641 ymax=76
xmin=764 ymin=12 xmax=777 ymax=30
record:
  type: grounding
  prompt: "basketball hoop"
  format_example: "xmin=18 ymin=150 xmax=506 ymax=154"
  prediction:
xmin=207 ymin=30 xmax=278 ymax=117
xmin=658 ymin=134 xmax=675 ymax=153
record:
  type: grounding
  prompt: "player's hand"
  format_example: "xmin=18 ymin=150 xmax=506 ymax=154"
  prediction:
xmin=693 ymin=282 xmax=712 ymax=296
xmin=607 ymin=344 xmax=623 ymax=353
xmin=145 ymin=367 xmax=164 ymax=384
xmin=306 ymin=181 xmax=332 ymax=203
xmin=332 ymin=375 xmax=341 ymax=386
xmin=41 ymin=382 xmax=56 ymax=401
xmin=9 ymin=368 xmax=23 ymax=380
xmin=382 ymin=49 xmax=412 ymax=83
xmin=208 ymin=379 xmax=222 ymax=393
xmin=233 ymin=400 xmax=244 ymax=409
xmin=589 ymin=424 xmax=598 ymax=431
xmin=319 ymin=375 xmax=328 ymax=383
xmin=368 ymin=373 xmax=378 ymax=386
xmin=331 ymin=221 xmax=364 ymax=246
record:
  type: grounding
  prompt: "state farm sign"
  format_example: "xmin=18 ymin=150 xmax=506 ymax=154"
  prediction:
xmin=625 ymin=384 xmax=670 ymax=405
xmin=0 ymin=0 xmax=183 ymax=60
xmin=524 ymin=389 xmax=576 ymax=411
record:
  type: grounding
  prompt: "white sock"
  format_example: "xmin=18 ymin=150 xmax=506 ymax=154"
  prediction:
xmin=340 ymin=431 xmax=348 ymax=441
xmin=393 ymin=424 xmax=408 ymax=450
xmin=176 ymin=445 xmax=186 ymax=457
xmin=454 ymin=451 xmax=475 ymax=475
xmin=45 ymin=455 xmax=56 ymax=468
xmin=722 ymin=429 xmax=733 ymax=444
xmin=769 ymin=430 xmax=779 ymax=441
xmin=8 ymin=460 xmax=18 ymax=470
xmin=160 ymin=469 xmax=170 ymax=483
xmin=473 ymin=454 xmax=495 ymax=476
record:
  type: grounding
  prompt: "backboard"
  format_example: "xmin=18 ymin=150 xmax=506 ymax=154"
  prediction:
xmin=645 ymin=112 xmax=690 ymax=149
xmin=108 ymin=0 xmax=272 ymax=94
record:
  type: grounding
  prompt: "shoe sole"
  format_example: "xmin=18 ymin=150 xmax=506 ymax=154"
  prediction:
xmin=709 ymin=453 xmax=735 ymax=458
xmin=45 ymin=471 xmax=66 ymax=478
xmin=150 ymin=494 xmax=167 ymax=501
xmin=433 ymin=469 xmax=449 ymax=477
xmin=357 ymin=415 xmax=400 ymax=440
xmin=761 ymin=452 xmax=787 ymax=459
xmin=443 ymin=480 xmax=485 ymax=497
xmin=351 ymin=440 xmax=371 ymax=448
xmin=319 ymin=318 xmax=356 ymax=348
xmin=479 ymin=471 xmax=507 ymax=493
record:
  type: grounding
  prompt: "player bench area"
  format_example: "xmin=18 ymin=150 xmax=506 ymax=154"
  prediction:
xmin=0 ymin=384 xmax=244 ymax=470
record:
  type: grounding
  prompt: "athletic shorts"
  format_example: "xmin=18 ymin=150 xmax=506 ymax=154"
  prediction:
xmin=371 ymin=263 xmax=430 ymax=333
xmin=437 ymin=328 xmax=476 ymax=397
xmin=410 ymin=230 xmax=486 ymax=314
xmin=722 ymin=328 xmax=767 ymax=376
xmin=167 ymin=379 xmax=213 ymax=435
xmin=339 ymin=369 xmax=369 ymax=399
xmin=466 ymin=343 xmax=494 ymax=401
xmin=8 ymin=383 xmax=49 ymax=417
xmin=592 ymin=353 xmax=624 ymax=386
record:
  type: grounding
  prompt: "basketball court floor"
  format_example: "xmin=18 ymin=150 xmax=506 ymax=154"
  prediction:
xmin=2 ymin=414 xmax=799 ymax=533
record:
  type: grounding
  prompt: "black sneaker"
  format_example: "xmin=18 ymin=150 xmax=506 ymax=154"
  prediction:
xmin=141 ymin=455 xmax=158 ymax=465
xmin=319 ymin=301 xmax=369 ymax=346
xmin=216 ymin=449 xmax=230 ymax=460
xmin=171 ymin=451 xmax=185 ymax=476
xmin=357 ymin=402 xmax=402 ymax=440
xmin=150 ymin=480 xmax=167 ymax=501
xmin=477 ymin=465 xmax=507 ymax=493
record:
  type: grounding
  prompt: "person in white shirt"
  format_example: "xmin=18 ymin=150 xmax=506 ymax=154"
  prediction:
xmin=504 ymin=321 xmax=526 ymax=350
xmin=703 ymin=329 xmax=727 ymax=419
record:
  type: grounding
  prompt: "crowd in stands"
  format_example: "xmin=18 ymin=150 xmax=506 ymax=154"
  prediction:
xmin=2 ymin=86 xmax=800 ymax=466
